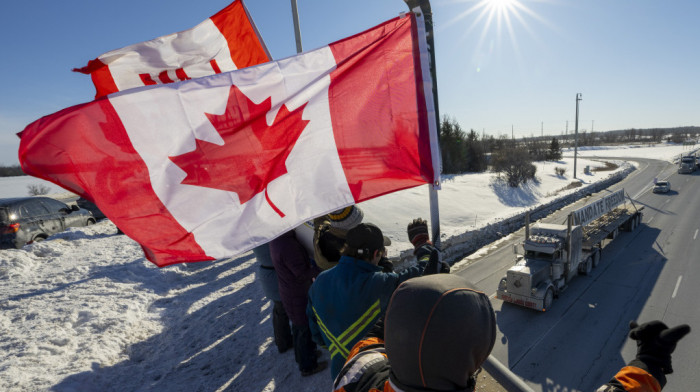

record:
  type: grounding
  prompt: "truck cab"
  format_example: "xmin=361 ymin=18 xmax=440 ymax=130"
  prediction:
xmin=679 ymin=155 xmax=696 ymax=174
xmin=497 ymin=223 xmax=583 ymax=311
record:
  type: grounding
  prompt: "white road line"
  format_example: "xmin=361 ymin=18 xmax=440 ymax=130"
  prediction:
xmin=672 ymin=276 xmax=683 ymax=299
xmin=648 ymin=216 xmax=654 ymax=224
xmin=694 ymin=229 xmax=698 ymax=240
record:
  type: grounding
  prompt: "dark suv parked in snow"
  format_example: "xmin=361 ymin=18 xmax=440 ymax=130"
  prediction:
xmin=0 ymin=197 xmax=95 ymax=249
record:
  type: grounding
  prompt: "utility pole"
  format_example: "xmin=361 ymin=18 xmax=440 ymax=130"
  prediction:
xmin=541 ymin=122 xmax=543 ymax=138
xmin=574 ymin=93 xmax=582 ymax=179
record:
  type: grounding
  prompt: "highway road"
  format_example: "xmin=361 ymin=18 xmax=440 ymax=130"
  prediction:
xmin=455 ymin=157 xmax=699 ymax=391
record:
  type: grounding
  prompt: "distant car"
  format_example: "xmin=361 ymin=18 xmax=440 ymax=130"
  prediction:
xmin=0 ymin=197 xmax=95 ymax=249
xmin=652 ymin=181 xmax=671 ymax=193
xmin=76 ymin=197 xmax=106 ymax=220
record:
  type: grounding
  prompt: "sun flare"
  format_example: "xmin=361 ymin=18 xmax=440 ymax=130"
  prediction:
xmin=488 ymin=0 xmax=518 ymax=12
xmin=442 ymin=0 xmax=549 ymax=71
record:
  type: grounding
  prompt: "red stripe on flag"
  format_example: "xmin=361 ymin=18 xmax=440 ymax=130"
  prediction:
xmin=210 ymin=59 xmax=222 ymax=74
xmin=176 ymin=68 xmax=190 ymax=81
xmin=139 ymin=73 xmax=157 ymax=86
xmin=76 ymin=59 xmax=120 ymax=98
xmin=210 ymin=0 xmax=270 ymax=68
xmin=327 ymin=15 xmax=433 ymax=203
xmin=18 ymin=99 xmax=214 ymax=267
xmin=158 ymin=70 xmax=174 ymax=84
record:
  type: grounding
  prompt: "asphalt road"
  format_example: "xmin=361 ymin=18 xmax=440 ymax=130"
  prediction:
xmin=455 ymin=157 xmax=699 ymax=391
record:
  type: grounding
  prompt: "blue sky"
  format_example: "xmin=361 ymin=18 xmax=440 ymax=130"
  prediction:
xmin=1 ymin=0 xmax=698 ymax=166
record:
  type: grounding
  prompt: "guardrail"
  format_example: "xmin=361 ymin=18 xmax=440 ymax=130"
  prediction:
xmin=483 ymin=356 xmax=537 ymax=392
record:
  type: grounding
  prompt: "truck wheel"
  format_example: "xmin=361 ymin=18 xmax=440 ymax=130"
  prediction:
xmin=581 ymin=257 xmax=592 ymax=275
xmin=592 ymin=249 xmax=600 ymax=268
xmin=543 ymin=288 xmax=554 ymax=311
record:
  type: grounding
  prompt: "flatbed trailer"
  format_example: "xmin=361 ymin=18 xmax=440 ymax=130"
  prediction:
xmin=497 ymin=190 xmax=643 ymax=311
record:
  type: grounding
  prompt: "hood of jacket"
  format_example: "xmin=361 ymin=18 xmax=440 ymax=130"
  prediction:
xmin=384 ymin=274 xmax=496 ymax=391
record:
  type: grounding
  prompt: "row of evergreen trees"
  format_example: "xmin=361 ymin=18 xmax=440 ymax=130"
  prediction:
xmin=0 ymin=164 xmax=23 ymax=177
xmin=438 ymin=116 xmax=563 ymax=186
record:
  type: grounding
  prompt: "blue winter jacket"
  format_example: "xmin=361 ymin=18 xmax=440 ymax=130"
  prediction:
xmin=307 ymin=254 xmax=428 ymax=379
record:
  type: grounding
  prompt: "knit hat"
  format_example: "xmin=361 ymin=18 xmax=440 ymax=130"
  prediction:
xmin=327 ymin=206 xmax=364 ymax=231
xmin=346 ymin=223 xmax=391 ymax=256
xmin=385 ymin=274 xmax=496 ymax=391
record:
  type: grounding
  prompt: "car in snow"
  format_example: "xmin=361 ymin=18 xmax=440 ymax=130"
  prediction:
xmin=0 ymin=196 xmax=95 ymax=249
xmin=76 ymin=197 xmax=106 ymax=220
xmin=652 ymin=181 xmax=671 ymax=193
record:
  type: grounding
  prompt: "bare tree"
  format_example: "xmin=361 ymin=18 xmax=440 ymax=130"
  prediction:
xmin=27 ymin=184 xmax=51 ymax=196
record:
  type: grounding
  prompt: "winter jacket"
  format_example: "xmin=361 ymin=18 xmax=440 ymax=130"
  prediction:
xmin=335 ymin=341 xmax=662 ymax=392
xmin=596 ymin=364 xmax=662 ymax=392
xmin=269 ymin=230 xmax=320 ymax=326
xmin=307 ymin=253 xmax=429 ymax=379
xmin=253 ymin=244 xmax=281 ymax=302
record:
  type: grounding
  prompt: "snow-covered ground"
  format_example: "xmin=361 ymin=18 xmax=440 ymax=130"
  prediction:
xmin=0 ymin=143 xmax=694 ymax=391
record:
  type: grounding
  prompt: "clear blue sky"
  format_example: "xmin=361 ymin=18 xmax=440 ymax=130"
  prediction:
xmin=1 ymin=0 xmax=699 ymax=166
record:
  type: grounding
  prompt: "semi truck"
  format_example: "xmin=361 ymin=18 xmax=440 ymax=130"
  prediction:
xmin=678 ymin=153 xmax=697 ymax=174
xmin=496 ymin=189 xmax=643 ymax=311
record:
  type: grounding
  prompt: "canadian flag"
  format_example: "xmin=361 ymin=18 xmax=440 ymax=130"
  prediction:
xmin=19 ymin=13 xmax=439 ymax=267
xmin=73 ymin=0 xmax=270 ymax=98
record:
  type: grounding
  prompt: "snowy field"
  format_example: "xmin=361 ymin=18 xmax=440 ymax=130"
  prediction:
xmin=0 ymin=143 xmax=695 ymax=391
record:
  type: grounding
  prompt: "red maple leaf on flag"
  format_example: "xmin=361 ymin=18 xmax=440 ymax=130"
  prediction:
xmin=169 ymin=85 xmax=309 ymax=217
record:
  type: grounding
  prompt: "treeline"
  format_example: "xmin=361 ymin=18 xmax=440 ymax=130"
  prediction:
xmin=558 ymin=126 xmax=700 ymax=146
xmin=0 ymin=164 xmax=23 ymax=177
xmin=438 ymin=117 xmax=700 ymax=186
xmin=439 ymin=116 xmax=562 ymax=187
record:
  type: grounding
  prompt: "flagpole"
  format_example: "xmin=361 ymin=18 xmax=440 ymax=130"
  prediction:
xmin=403 ymin=3 xmax=534 ymax=391
xmin=404 ymin=0 xmax=442 ymax=249
xmin=290 ymin=0 xmax=303 ymax=53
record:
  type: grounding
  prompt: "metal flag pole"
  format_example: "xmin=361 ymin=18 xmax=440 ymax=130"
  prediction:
xmin=403 ymin=1 xmax=534 ymax=391
xmin=403 ymin=0 xmax=442 ymax=249
xmin=290 ymin=0 xmax=303 ymax=53
xmin=573 ymin=93 xmax=581 ymax=179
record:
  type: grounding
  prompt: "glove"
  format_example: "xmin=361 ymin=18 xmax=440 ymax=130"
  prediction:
xmin=423 ymin=248 xmax=450 ymax=275
xmin=628 ymin=320 xmax=690 ymax=386
xmin=377 ymin=257 xmax=394 ymax=273
xmin=407 ymin=218 xmax=430 ymax=247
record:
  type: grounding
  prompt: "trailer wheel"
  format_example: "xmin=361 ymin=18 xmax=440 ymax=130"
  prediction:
xmin=543 ymin=288 xmax=554 ymax=312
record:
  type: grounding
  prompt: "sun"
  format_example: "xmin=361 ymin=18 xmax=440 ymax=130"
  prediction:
xmin=442 ymin=0 xmax=537 ymax=36
xmin=441 ymin=0 xmax=550 ymax=70
xmin=488 ymin=0 xmax=518 ymax=12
